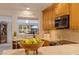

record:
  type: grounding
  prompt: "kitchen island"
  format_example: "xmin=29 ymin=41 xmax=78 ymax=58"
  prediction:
xmin=38 ymin=44 xmax=79 ymax=55
xmin=2 ymin=49 xmax=26 ymax=55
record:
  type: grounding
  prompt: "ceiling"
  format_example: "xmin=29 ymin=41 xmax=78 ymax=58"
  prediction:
xmin=0 ymin=3 xmax=52 ymax=18
xmin=0 ymin=3 xmax=52 ymax=11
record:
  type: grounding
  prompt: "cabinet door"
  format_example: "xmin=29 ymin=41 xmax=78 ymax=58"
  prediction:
xmin=47 ymin=8 xmax=53 ymax=30
xmin=55 ymin=4 xmax=70 ymax=16
xmin=42 ymin=11 xmax=46 ymax=30
xmin=55 ymin=4 xmax=61 ymax=16
xmin=46 ymin=10 xmax=49 ymax=30
xmin=70 ymin=4 xmax=79 ymax=29
xmin=42 ymin=10 xmax=48 ymax=30
xmin=52 ymin=8 xmax=56 ymax=29
xmin=42 ymin=9 xmax=52 ymax=30
xmin=61 ymin=4 xmax=70 ymax=15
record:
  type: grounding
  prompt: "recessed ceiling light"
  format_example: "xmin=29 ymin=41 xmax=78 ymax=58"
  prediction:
xmin=26 ymin=8 xmax=30 ymax=10
xmin=26 ymin=20 xmax=29 ymax=23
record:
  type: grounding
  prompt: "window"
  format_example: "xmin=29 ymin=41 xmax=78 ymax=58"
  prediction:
xmin=17 ymin=18 xmax=39 ymax=34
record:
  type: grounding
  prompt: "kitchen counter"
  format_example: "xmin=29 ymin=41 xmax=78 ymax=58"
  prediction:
xmin=38 ymin=44 xmax=79 ymax=55
xmin=2 ymin=49 xmax=26 ymax=55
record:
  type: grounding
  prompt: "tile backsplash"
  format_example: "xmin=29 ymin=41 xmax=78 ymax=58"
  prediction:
xmin=43 ymin=29 xmax=79 ymax=43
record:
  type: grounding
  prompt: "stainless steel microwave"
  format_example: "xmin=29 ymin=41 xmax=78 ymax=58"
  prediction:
xmin=55 ymin=15 xmax=69 ymax=29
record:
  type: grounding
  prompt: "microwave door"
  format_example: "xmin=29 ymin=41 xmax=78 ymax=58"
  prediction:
xmin=55 ymin=15 xmax=69 ymax=29
xmin=62 ymin=18 xmax=69 ymax=28
xmin=55 ymin=20 xmax=62 ymax=28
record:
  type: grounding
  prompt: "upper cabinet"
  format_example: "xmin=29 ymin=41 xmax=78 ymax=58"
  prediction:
xmin=42 ymin=3 xmax=79 ymax=30
xmin=55 ymin=4 xmax=70 ymax=16
xmin=42 ymin=3 xmax=70 ymax=30
xmin=42 ymin=6 xmax=54 ymax=30
xmin=70 ymin=4 xmax=79 ymax=29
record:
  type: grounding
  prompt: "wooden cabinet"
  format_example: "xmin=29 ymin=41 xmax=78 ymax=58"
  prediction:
xmin=51 ymin=7 xmax=56 ymax=30
xmin=42 ymin=3 xmax=70 ymax=30
xmin=42 ymin=3 xmax=79 ymax=30
xmin=55 ymin=3 xmax=79 ymax=30
xmin=55 ymin=3 xmax=70 ymax=16
xmin=42 ymin=10 xmax=47 ymax=30
xmin=42 ymin=4 xmax=56 ymax=30
xmin=62 ymin=4 xmax=70 ymax=15
xmin=42 ymin=8 xmax=53 ymax=30
xmin=70 ymin=4 xmax=79 ymax=29
xmin=47 ymin=7 xmax=54 ymax=30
